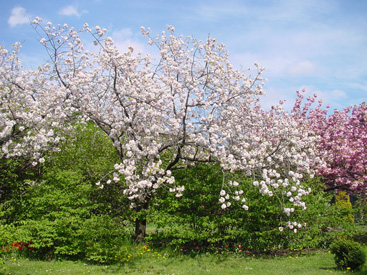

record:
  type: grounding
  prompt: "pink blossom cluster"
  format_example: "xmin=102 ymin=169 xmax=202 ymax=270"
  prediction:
xmin=291 ymin=91 xmax=367 ymax=196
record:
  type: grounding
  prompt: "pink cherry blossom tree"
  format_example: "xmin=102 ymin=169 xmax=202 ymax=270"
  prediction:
xmin=320 ymin=103 xmax=367 ymax=195
xmin=316 ymin=107 xmax=367 ymax=195
xmin=291 ymin=91 xmax=367 ymax=196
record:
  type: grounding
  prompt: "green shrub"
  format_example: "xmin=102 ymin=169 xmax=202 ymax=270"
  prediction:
xmin=149 ymin=167 xmax=359 ymax=253
xmin=330 ymin=239 xmax=366 ymax=270
xmin=335 ymin=191 xmax=354 ymax=224
xmin=353 ymin=229 xmax=367 ymax=244
xmin=0 ymin=122 xmax=132 ymax=261
xmin=354 ymin=194 xmax=367 ymax=225
xmin=0 ymin=169 xmax=131 ymax=261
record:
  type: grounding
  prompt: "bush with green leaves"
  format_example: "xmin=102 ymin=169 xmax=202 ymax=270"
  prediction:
xmin=0 ymin=165 xmax=131 ymax=262
xmin=330 ymin=239 xmax=366 ymax=270
xmin=354 ymin=194 xmax=367 ymax=225
xmin=0 ymin=123 xmax=133 ymax=262
xmin=148 ymin=163 xmax=357 ymax=253
xmin=0 ymin=157 xmax=40 ymax=225
xmin=335 ymin=191 xmax=354 ymax=224
xmin=290 ymin=178 xmax=359 ymax=250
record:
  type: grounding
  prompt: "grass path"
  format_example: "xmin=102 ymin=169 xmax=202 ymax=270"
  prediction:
xmin=2 ymin=250 xmax=367 ymax=275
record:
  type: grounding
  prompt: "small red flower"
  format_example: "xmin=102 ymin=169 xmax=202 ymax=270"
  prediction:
xmin=238 ymin=244 xmax=242 ymax=248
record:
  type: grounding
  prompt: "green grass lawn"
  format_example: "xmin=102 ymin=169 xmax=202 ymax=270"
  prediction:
xmin=2 ymin=249 xmax=367 ymax=275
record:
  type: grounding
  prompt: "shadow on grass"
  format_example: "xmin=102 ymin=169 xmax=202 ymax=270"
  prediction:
xmin=320 ymin=266 xmax=367 ymax=274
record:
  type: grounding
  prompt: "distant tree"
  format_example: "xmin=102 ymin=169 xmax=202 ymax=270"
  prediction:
xmin=319 ymin=103 xmax=366 ymax=195
xmin=291 ymin=91 xmax=367 ymax=195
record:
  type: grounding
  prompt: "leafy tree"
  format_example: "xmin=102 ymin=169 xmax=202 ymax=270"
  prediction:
xmin=0 ymin=122 xmax=130 ymax=260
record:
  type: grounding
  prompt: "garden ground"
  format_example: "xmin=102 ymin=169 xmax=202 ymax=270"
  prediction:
xmin=2 ymin=248 xmax=367 ymax=275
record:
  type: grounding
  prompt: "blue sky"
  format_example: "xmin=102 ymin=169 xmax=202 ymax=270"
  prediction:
xmin=1 ymin=0 xmax=366 ymax=110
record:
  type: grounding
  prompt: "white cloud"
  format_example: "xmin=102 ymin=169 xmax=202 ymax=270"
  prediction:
xmin=195 ymin=2 xmax=248 ymax=22
xmin=59 ymin=5 xmax=87 ymax=17
xmin=112 ymin=28 xmax=144 ymax=53
xmin=296 ymin=85 xmax=348 ymax=109
xmin=348 ymin=82 xmax=367 ymax=92
xmin=8 ymin=6 xmax=30 ymax=28
xmin=260 ymin=84 xmax=349 ymax=112
xmin=114 ymin=38 xmax=146 ymax=55
xmin=258 ymin=0 xmax=336 ymax=23
xmin=110 ymin=28 xmax=160 ymax=59
xmin=112 ymin=28 xmax=134 ymax=41
xmin=330 ymin=89 xmax=347 ymax=99
xmin=230 ymin=52 xmax=319 ymax=80
xmin=260 ymin=86 xmax=297 ymax=111
xmin=192 ymin=0 xmax=335 ymax=24
xmin=287 ymin=61 xmax=316 ymax=76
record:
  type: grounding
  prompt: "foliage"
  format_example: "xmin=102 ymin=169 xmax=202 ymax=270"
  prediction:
xmin=330 ymin=239 xmax=366 ymax=270
xmin=47 ymin=122 xmax=126 ymax=217
xmin=354 ymin=194 xmax=367 ymax=225
xmin=148 ymin=164 xmax=356 ymax=253
xmin=0 ymin=122 xmax=131 ymax=261
xmin=335 ymin=191 xmax=354 ymax=224
xmin=0 ymin=169 xmax=127 ymax=260
xmin=0 ymin=157 xmax=40 ymax=224
xmin=353 ymin=229 xmax=367 ymax=246
xmin=0 ymin=156 xmax=360 ymax=262
xmin=289 ymin=178 xmax=358 ymax=249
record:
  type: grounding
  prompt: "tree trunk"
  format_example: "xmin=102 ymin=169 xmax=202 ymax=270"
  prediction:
xmin=134 ymin=199 xmax=150 ymax=243
xmin=134 ymin=217 xmax=147 ymax=243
